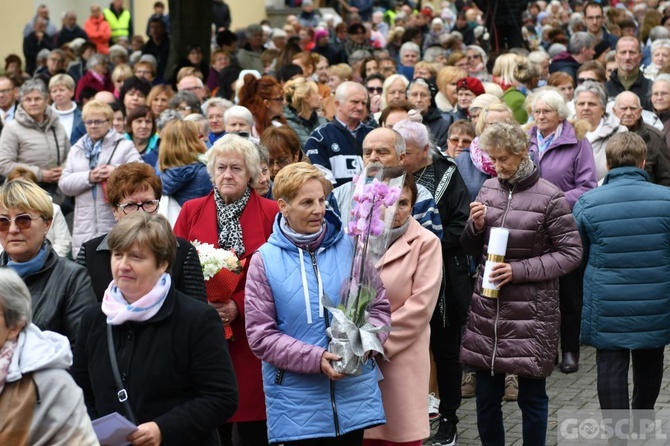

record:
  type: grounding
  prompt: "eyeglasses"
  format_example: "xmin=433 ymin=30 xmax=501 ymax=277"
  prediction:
xmin=533 ymin=109 xmax=557 ymax=116
xmin=0 ymin=89 xmax=13 ymax=95
xmin=585 ymin=15 xmax=603 ymax=21
xmin=182 ymin=86 xmax=202 ymax=92
xmin=367 ymin=86 xmax=383 ymax=94
xmin=84 ymin=119 xmax=109 ymax=127
xmin=117 ymin=200 xmax=160 ymax=214
xmin=577 ymin=77 xmax=598 ymax=84
xmin=178 ymin=106 xmax=192 ymax=112
xmin=0 ymin=214 xmax=42 ymax=232
xmin=448 ymin=137 xmax=473 ymax=146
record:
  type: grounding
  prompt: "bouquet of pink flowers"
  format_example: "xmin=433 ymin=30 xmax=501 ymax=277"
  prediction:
xmin=193 ymin=240 xmax=243 ymax=340
xmin=323 ymin=164 xmax=404 ymax=375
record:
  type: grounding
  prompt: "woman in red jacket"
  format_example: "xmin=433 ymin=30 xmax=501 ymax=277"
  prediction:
xmin=174 ymin=134 xmax=278 ymax=446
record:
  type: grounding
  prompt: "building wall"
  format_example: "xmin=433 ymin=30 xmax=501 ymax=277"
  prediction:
xmin=0 ymin=0 xmax=267 ymax=74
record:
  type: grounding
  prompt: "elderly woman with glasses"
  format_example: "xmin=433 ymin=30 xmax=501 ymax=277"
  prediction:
xmin=174 ymin=134 xmax=279 ymax=446
xmin=0 ymin=79 xmax=70 ymax=197
xmin=59 ymin=100 xmax=141 ymax=257
xmin=406 ymin=78 xmax=452 ymax=149
xmin=528 ymin=88 xmax=597 ymax=375
xmin=74 ymin=53 xmax=113 ymax=102
xmin=72 ymin=213 xmax=238 ymax=446
xmin=0 ymin=180 xmax=96 ymax=347
xmin=77 ymin=162 xmax=206 ymax=302
xmin=574 ymin=81 xmax=627 ymax=181
xmin=260 ymin=126 xmax=306 ymax=180
xmin=0 ymin=268 xmax=98 ymax=445
xmin=652 ymin=74 xmax=670 ymax=149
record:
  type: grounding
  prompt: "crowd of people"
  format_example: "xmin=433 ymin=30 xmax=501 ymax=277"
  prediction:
xmin=2 ymin=0 xmax=670 ymax=445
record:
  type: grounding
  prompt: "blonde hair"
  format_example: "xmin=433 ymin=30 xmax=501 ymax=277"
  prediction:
xmin=147 ymin=84 xmax=174 ymax=108
xmin=284 ymin=76 xmax=318 ymax=111
xmin=327 ymin=64 xmax=353 ymax=81
xmin=207 ymin=134 xmax=262 ymax=187
xmin=111 ymin=63 xmax=133 ymax=83
xmin=414 ymin=61 xmax=437 ymax=78
xmin=176 ymin=67 xmax=204 ymax=83
xmin=273 ymin=162 xmax=330 ymax=202
xmin=158 ymin=120 xmax=205 ymax=171
xmin=48 ymin=73 xmax=75 ymax=91
xmin=436 ymin=66 xmax=467 ymax=96
xmin=476 ymin=102 xmax=513 ymax=136
xmin=108 ymin=212 xmax=177 ymax=272
xmin=82 ymin=100 xmax=114 ymax=121
xmin=491 ymin=53 xmax=519 ymax=86
xmin=0 ymin=179 xmax=53 ymax=220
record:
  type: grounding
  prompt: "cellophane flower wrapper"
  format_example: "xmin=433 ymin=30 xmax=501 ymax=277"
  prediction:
xmin=323 ymin=165 xmax=404 ymax=375
xmin=193 ymin=240 xmax=243 ymax=340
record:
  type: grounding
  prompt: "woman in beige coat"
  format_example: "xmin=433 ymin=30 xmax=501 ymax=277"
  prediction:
xmin=364 ymin=169 xmax=443 ymax=446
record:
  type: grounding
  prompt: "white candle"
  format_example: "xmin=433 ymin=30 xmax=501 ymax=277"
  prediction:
xmin=482 ymin=227 xmax=509 ymax=298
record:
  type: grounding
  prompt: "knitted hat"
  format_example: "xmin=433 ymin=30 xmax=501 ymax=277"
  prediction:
xmin=456 ymin=77 xmax=486 ymax=96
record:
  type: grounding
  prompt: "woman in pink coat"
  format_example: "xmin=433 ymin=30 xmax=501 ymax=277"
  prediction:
xmin=364 ymin=169 xmax=443 ymax=446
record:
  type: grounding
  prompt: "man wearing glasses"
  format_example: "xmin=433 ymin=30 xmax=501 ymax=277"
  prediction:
xmin=583 ymin=1 xmax=618 ymax=51
xmin=0 ymin=77 xmax=19 ymax=130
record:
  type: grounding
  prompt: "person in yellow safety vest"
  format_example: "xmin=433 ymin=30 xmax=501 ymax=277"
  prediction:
xmin=103 ymin=0 xmax=133 ymax=44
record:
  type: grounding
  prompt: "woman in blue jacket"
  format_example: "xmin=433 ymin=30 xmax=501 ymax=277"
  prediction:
xmin=158 ymin=120 xmax=212 ymax=206
xmin=245 ymin=162 xmax=391 ymax=445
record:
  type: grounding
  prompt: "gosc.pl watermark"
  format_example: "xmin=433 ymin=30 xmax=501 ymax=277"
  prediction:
xmin=558 ymin=409 xmax=670 ymax=445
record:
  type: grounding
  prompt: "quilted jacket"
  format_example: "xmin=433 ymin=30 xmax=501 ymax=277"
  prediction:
xmin=245 ymin=211 xmax=390 ymax=443
xmin=575 ymin=167 xmax=670 ymax=350
xmin=460 ymin=166 xmax=582 ymax=378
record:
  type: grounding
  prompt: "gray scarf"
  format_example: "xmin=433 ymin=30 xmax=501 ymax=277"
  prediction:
xmin=508 ymin=158 xmax=535 ymax=185
xmin=214 ymin=186 xmax=251 ymax=257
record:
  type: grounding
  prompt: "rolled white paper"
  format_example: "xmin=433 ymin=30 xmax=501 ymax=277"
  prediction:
xmin=482 ymin=227 xmax=509 ymax=298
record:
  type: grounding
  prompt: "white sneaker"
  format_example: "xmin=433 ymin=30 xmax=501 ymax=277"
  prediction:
xmin=428 ymin=392 xmax=441 ymax=420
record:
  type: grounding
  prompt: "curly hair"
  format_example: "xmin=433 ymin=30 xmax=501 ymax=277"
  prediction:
xmin=238 ymin=74 xmax=287 ymax=135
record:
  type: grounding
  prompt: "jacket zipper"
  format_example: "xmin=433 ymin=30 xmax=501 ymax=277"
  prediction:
xmin=309 ymin=251 xmax=340 ymax=437
xmin=491 ymin=185 xmax=514 ymax=375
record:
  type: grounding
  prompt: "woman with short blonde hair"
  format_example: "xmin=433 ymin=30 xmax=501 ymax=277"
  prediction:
xmin=283 ymin=77 xmax=327 ymax=148
xmin=436 ymin=66 xmax=468 ymax=112
xmin=49 ymin=73 xmax=81 ymax=144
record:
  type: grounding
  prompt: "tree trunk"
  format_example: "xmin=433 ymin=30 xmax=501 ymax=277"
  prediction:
xmin=166 ymin=0 xmax=212 ymax=81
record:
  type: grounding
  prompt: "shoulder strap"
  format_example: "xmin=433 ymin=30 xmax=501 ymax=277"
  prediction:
xmin=106 ymin=324 xmax=138 ymax=425
xmin=105 ymin=139 xmax=122 ymax=165
xmin=50 ymin=127 xmax=61 ymax=165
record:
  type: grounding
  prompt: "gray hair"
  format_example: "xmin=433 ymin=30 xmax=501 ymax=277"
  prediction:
xmin=86 ymin=53 xmax=108 ymax=71
xmin=184 ymin=113 xmax=210 ymax=136
xmin=531 ymin=88 xmax=569 ymax=120
xmin=568 ymin=32 xmax=596 ymax=56
xmin=168 ymin=91 xmax=201 ymax=113
xmin=256 ymin=143 xmax=270 ymax=164
xmin=203 ymin=97 xmax=233 ymax=114
xmin=574 ymin=80 xmax=608 ymax=110
xmin=0 ymin=268 xmax=32 ymax=328
xmin=207 ymin=134 xmax=262 ymax=187
xmin=548 ymin=43 xmax=567 ymax=58
xmin=335 ymin=81 xmax=367 ymax=102
xmin=465 ymin=45 xmax=487 ymax=64
xmin=651 ymin=38 xmax=670 ymax=56
xmin=156 ymin=109 xmax=183 ymax=132
xmin=139 ymin=54 xmax=158 ymax=69
xmin=654 ymin=73 xmax=670 ymax=88
xmin=650 ymin=26 xmax=670 ymax=43
xmin=400 ymin=42 xmax=421 ymax=59
xmin=479 ymin=121 xmax=529 ymax=157
xmin=19 ymin=79 xmax=48 ymax=102
xmin=423 ymin=46 xmax=446 ymax=63
xmin=223 ymin=105 xmax=253 ymax=127
xmin=349 ymin=49 xmax=372 ymax=66
xmin=528 ymin=50 xmax=549 ymax=66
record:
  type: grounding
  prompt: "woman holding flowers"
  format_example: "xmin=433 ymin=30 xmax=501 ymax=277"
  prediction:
xmin=363 ymin=168 xmax=443 ymax=446
xmin=174 ymin=134 xmax=278 ymax=446
xmin=245 ymin=162 xmax=391 ymax=446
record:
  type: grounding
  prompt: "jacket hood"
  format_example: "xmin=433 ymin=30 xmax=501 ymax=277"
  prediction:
xmin=15 ymin=104 xmax=59 ymax=130
xmin=588 ymin=115 xmax=625 ymax=142
xmin=6 ymin=323 xmax=72 ymax=383
xmin=551 ymin=51 xmax=576 ymax=63
xmin=602 ymin=166 xmax=650 ymax=185
xmin=163 ymin=161 xmax=205 ymax=180
xmin=268 ymin=209 xmax=344 ymax=252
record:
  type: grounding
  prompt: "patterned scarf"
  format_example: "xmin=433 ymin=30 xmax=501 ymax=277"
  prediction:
xmin=83 ymin=129 xmax=112 ymax=169
xmin=469 ymin=137 xmax=497 ymax=176
xmin=536 ymin=122 xmax=563 ymax=156
xmin=102 ymin=273 xmax=171 ymax=325
xmin=214 ymin=186 xmax=251 ymax=257
xmin=0 ymin=338 xmax=17 ymax=394
xmin=507 ymin=157 xmax=535 ymax=184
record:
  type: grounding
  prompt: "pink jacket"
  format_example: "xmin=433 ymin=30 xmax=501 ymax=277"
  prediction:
xmin=364 ymin=217 xmax=443 ymax=443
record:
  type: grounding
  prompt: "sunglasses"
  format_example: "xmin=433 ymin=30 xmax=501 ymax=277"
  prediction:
xmin=577 ymin=77 xmax=598 ymax=84
xmin=448 ymin=137 xmax=473 ymax=146
xmin=367 ymin=86 xmax=383 ymax=94
xmin=0 ymin=214 xmax=42 ymax=232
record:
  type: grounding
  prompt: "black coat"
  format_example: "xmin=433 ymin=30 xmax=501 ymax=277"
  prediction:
xmin=76 ymin=234 xmax=207 ymax=302
xmin=606 ymin=70 xmax=653 ymax=111
xmin=423 ymin=107 xmax=453 ymax=150
xmin=0 ymin=243 xmax=97 ymax=346
xmin=71 ymin=286 xmax=239 ymax=445
xmin=56 ymin=25 xmax=89 ymax=47
xmin=23 ymin=31 xmax=54 ymax=75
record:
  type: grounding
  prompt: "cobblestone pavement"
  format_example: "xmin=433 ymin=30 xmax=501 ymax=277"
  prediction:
xmin=438 ymin=345 xmax=670 ymax=446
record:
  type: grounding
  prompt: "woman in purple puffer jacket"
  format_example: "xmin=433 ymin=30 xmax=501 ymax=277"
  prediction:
xmin=460 ymin=121 xmax=582 ymax=446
